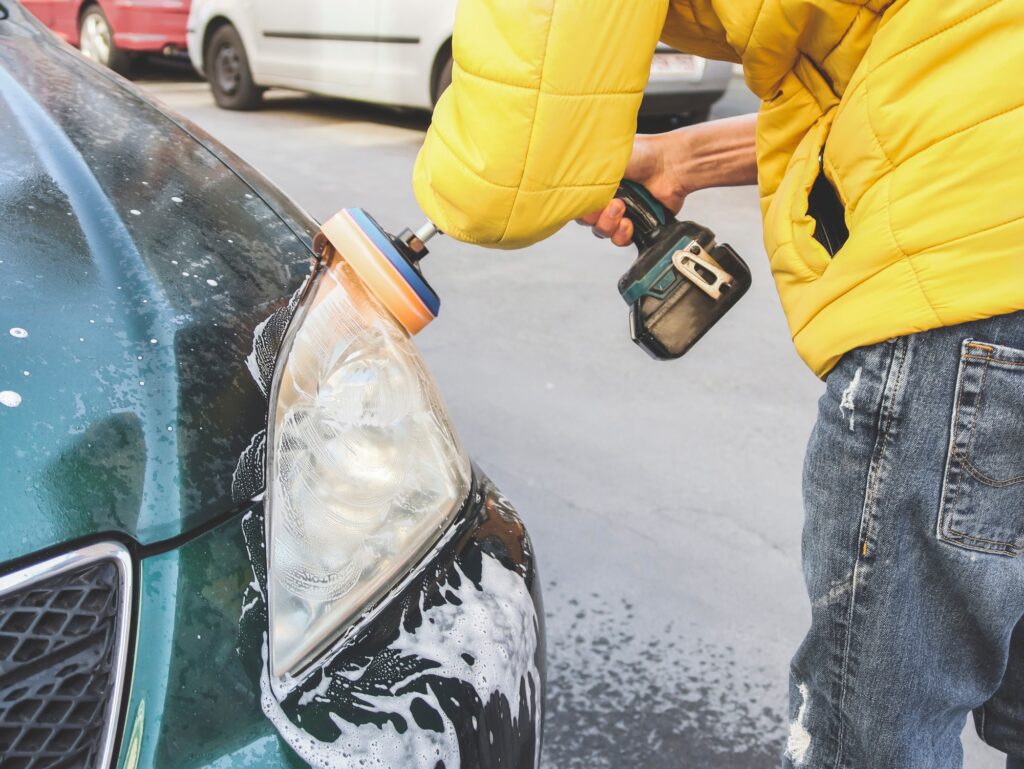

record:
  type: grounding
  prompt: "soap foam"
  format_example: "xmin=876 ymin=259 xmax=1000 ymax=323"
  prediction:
xmin=259 ymin=551 xmax=541 ymax=769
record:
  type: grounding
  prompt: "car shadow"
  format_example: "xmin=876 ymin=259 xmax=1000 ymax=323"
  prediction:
xmin=257 ymin=93 xmax=432 ymax=132
xmin=128 ymin=55 xmax=202 ymax=82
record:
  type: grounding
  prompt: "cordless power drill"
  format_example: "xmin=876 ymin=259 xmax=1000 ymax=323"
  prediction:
xmin=316 ymin=180 xmax=750 ymax=360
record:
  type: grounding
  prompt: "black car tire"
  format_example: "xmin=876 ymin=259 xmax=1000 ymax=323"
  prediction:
xmin=206 ymin=25 xmax=263 ymax=111
xmin=432 ymin=52 xmax=453 ymax=106
xmin=79 ymin=5 xmax=132 ymax=76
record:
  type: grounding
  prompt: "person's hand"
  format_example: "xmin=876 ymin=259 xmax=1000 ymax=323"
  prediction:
xmin=576 ymin=114 xmax=759 ymax=247
xmin=577 ymin=132 xmax=690 ymax=247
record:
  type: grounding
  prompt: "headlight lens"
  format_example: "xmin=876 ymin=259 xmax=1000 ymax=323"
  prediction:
xmin=266 ymin=252 xmax=470 ymax=679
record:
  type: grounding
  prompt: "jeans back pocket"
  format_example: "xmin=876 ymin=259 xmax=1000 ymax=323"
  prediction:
xmin=938 ymin=340 xmax=1024 ymax=556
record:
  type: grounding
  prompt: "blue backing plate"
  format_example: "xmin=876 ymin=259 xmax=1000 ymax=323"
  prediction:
xmin=348 ymin=209 xmax=440 ymax=316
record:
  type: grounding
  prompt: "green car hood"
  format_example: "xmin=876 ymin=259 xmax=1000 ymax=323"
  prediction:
xmin=0 ymin=5 xmax=316 ymax=562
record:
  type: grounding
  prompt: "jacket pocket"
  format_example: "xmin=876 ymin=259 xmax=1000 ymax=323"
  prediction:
xmin=938 ymin=340 xmax=1024 ymax=556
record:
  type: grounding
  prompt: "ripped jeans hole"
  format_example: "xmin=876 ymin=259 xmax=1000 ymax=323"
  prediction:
xmin=839 ymin=367 xmax=863 ymax=432
xmin=786 ymin=682 xmax=812 ymax=765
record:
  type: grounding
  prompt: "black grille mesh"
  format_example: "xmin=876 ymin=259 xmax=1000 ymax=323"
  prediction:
xmin=0 ymin=560 xmax=122 ymax=769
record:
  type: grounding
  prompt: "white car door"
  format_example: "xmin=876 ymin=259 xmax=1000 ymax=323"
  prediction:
xmin=374 ymin=0 xmax=457 ymax=107
xmin=253 ymin=0 xmax=382 ymax=88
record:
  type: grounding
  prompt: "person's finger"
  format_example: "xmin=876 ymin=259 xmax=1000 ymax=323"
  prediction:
xmin=610 ymin=218 xmax=634 ymax=247
xmin=592 ymin=199 xmax=625 ymax=238
xmin=575 ymin=211 xmax=601 ymax=227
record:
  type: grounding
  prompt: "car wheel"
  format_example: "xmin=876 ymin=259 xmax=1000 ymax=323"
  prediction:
xmin=206 ymin=24 xmax=263 ymax=111
xmin=79 ymin=5 xmax=132 ymax=75
xmin=432 ymin=52 xmax=453 ymax=106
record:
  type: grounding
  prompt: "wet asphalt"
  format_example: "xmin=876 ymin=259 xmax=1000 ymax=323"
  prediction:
xmin=135 ymin=63 xmax=1002 ymax=769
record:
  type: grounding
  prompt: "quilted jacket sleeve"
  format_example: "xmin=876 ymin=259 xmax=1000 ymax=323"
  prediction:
xmin=413 ymin=0 xmax=669 ymax=249
xmin=662 ymin=1 xmax=741 ymax=64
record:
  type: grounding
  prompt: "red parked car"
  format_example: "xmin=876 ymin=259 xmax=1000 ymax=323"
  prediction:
xmin=21 ymin=0 xmax=189 ymax=74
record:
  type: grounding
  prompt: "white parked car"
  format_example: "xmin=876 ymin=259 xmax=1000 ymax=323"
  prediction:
xmin=186 ymin=2 xmax=731 ymax=121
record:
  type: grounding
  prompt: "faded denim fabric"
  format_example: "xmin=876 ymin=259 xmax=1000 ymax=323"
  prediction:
xmin=785 ymin=312 xmax=1024 ymax=769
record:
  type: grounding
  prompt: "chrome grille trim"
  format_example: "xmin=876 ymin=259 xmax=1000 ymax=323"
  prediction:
xmin=0 ymin=542 xmax=133 ymax=769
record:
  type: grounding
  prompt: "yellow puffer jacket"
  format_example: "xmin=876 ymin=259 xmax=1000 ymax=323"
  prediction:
xmin=413 ymin=0 xmax=1024 ymax=376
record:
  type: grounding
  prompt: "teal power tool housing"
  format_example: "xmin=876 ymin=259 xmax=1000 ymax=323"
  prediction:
xmin=616 ymin=180 xmax=752 ymax=360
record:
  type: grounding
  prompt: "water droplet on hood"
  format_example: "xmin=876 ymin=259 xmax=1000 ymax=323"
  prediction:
xmin=0 ymin=391 xmax=22 ymax=408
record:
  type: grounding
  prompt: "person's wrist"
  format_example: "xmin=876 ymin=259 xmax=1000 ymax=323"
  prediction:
xmin=660 ymin=126 xmax=700 ymax=199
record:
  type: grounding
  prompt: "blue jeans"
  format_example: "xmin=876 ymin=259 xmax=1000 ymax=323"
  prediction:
xmin=786 ymin=312 xmax=1024 ymax=769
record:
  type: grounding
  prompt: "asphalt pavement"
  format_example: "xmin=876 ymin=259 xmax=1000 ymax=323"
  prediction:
xmin=136 ymin=67 xmax=1003 ymax=769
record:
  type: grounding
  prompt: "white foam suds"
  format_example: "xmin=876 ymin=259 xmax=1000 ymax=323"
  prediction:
xmin=0 ymin=391 xmax=22 ymax=408
xmin=171 ymin=196 xmax=183 ymax=204
xmin=296 ymin=674 xmax=332 ymax=708
xmin=231 ymin=429 xmax=266 ymax=501
xmin=244 ymin=315 xmax=274 ymax=396
xmin=129 ymin=209 xmax=141 ymax=216
xmin=260 ymin=552 xmax=541 ymax=769
xmin=9 ymin=327 xmax=27 ymax=338
xmin=206 ymin=279 xmax=218 ymax=287
xmin=240 ymin=587 xmax=261 ymax=623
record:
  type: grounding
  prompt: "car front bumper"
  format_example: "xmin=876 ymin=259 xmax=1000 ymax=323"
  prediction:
xmin=113 ymin=470 xmax=544 ymax=768
xmin=639 ymin=58 xmax=734 ymax=117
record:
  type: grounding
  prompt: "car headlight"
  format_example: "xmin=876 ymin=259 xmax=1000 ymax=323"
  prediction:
xmin=266 ymin=249 xmax=470 ymax=679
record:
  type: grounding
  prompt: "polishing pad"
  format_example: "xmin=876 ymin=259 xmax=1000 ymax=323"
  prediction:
xmin=319 ymin=208 xmax=440 ymax=335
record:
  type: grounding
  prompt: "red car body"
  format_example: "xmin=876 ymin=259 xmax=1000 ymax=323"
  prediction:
xmin=22 ymin=0 xmax=189 ymax=54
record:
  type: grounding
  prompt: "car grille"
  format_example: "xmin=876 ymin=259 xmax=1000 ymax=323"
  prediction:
xmin=0 ymin=544 xmax=132 ymax=769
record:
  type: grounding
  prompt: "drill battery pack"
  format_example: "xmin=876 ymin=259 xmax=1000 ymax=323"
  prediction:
xmin=615 ymin=182 xmax=751 ymax=360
